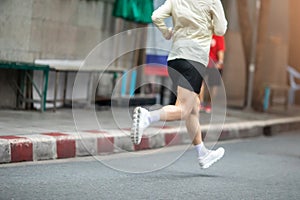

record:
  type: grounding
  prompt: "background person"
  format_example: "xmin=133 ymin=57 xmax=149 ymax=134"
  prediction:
xmin=199 ymin=34 xmax=226 ymax=113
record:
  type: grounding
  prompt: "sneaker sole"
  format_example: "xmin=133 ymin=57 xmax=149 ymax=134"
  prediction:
xmin=131 ymin=107 xmax=142 ymax=145
xmin=200 ymin=148 xmax=225 ymax=169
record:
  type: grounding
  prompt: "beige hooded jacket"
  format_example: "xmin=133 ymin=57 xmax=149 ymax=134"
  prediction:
xmin=152 ymin=0 xmax=227 ymax=66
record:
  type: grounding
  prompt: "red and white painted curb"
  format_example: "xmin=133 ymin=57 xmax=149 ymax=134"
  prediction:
xmin=1 ymin=117 xmax=300 ymax=164
xmin=0 ymin=126 xmax=184 ymax=164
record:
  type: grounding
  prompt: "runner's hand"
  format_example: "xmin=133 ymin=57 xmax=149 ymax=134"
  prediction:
xmin=163 ymin=27 xmax=173 ymax=40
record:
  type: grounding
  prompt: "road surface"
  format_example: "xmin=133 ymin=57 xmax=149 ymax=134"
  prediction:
xmin=0 ymin=131 xmax=299 ymax=200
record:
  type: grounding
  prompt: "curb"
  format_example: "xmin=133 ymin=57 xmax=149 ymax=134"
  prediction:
xmin=1 ymin=117 xmax=300 ymax=164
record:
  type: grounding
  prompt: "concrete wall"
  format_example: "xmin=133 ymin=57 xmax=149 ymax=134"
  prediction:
xmin=0 ymin=0 xmax=117 ymax=108
xmin=0 ymin=0 xmax=34 ymax=62
xmin=0 ymin=0 xmax=116 ymax=62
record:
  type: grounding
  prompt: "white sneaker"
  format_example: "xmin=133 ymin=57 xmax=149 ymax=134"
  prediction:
xmin=131 ymin=107 xmax=151 ymax=145
xmin=198 ymin=147 xmax=225 ymax=169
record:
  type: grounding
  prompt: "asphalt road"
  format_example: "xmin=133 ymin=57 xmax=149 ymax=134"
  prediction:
xmin=0 ymin=131 xmax=300 ymax=200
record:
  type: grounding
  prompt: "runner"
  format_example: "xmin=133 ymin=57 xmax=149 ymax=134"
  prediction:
xmin=131 ymin=0 xmax=227 ymax=169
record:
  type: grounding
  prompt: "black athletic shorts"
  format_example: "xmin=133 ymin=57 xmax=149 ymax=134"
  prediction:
xmin=167 ymin=59 xmax=206 ymax=94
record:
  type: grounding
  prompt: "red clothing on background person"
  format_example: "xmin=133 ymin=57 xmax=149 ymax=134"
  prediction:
xmin=208 ymin=35 xmax=226 ymax=68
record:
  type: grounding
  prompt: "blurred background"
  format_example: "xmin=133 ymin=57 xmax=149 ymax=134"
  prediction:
xmin=0 ymin=0 xmax=299 ymax=113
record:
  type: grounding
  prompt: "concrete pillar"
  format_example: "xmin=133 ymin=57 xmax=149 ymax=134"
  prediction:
xmin=289 ymin=0 xmax=300 ymax=104
xmin=252 ymin=0 xmax=289 ymax=110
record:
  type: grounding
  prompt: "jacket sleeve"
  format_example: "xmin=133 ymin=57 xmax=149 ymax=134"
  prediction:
xmin=151 ymin=0 xmax=173 ymax=40
xmin=211 ymin=0 xmax=228 ymax=36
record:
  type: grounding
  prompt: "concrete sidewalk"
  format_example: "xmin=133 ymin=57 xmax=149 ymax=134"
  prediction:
xmin=1 ymin=105 xmax=300 ymax=164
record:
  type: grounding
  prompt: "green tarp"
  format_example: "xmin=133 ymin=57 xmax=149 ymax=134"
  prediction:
xmin=113 ymin=0 xmax=154 ymax=24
